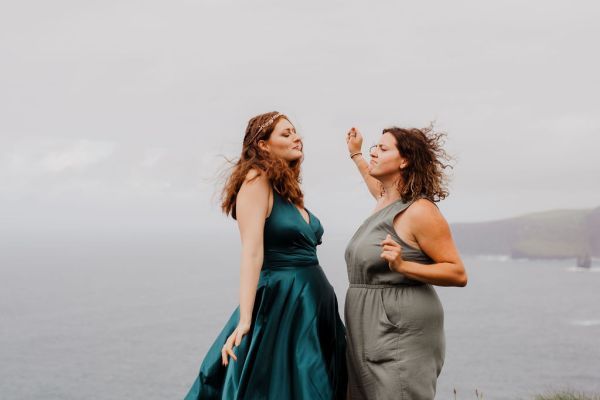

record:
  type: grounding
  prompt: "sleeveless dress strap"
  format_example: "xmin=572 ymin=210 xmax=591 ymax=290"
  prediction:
xmin=383 ymin=197 xmax=434 ymax=262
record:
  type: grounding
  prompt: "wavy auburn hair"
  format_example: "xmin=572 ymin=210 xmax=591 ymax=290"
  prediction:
xmin=221 ymin=111 xmax=304 ymax=220
xmin=382 ymin=124 xmax=453 ymax=203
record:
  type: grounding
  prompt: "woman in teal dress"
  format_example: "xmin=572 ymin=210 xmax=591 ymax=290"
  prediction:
xmin=183 ymin=112 xmax=347 ymax=399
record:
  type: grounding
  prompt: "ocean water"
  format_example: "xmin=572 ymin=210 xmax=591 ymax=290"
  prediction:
xmin=1 ymin=231 xmax=599 ymax=400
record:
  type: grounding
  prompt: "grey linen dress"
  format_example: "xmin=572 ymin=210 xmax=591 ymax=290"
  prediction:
xmin=344 ymin=198 xmax=445 ymax=400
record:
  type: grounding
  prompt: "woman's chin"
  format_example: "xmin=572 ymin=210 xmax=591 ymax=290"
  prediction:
xmin=368 ymin=166 xmax=377 ymax=176
xmin=284 ymin=153 xmax=303 ymax=163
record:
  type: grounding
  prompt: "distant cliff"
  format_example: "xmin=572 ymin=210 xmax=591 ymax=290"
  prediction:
xmin=451 ymin=207 xmax=600 ymax=259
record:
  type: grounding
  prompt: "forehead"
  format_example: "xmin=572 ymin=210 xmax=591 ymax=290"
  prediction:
xmin=272 ymin=118 xmax=295 ymax=132
xmin=379 ymin=132 xmax=397 ymax=146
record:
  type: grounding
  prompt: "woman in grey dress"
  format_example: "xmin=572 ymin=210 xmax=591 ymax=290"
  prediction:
xmin=344 ymin=125 xmax=468 ymax=400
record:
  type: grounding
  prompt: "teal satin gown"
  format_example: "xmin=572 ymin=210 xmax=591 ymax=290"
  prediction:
xmin=184 ymin=190 xmax=347 ymax=399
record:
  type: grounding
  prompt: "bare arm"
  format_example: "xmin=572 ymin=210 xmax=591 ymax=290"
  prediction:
xmin=221 ymin=168 xmax=270 ymax=366
xmin=381 ymin=200 xmax=468 ymax=287
xmin=346 ymin=127 xmax=381 ymax=199
xmin=235 ymin=169 xmax=270 ymax=324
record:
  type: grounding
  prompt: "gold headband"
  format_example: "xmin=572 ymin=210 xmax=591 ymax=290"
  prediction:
xmin=248 ymin=113 xmax=283 ymax=143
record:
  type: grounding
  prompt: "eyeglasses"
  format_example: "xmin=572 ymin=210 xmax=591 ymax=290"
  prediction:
xmin=368 ymin=144 xmax=381 ymax=157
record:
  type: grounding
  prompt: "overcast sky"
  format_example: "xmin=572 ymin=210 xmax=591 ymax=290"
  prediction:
xmin=1 ymin=0 xmax=599 ymax=235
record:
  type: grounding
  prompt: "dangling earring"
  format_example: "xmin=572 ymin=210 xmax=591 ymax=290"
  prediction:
xmin=379 ymin=182 xmax=385 ymax=198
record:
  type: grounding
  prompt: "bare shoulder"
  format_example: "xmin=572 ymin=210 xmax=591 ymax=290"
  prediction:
xmin=237 ymin=169 xmax=271 ymax=220
xmin=240 ymin=168 xmax=269 ymax=190
xmin=238 ymin=169 xmax=270 ymax=204
xmin=243 ymin=168 xmax=266 ymax=183
xmin=404 ymin=198 xmax=447 ymax=228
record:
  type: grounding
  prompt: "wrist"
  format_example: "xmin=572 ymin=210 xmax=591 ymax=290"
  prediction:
xmin=390 ymin=259 xmax=405 ymax=273
xmin=350 ymin=151 xmax=363 ymax=160
xmin=239 ymin=315 xmax=252 ymax=326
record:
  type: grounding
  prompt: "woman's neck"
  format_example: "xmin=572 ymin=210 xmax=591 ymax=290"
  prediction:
xmin=379 ymin=177 xmax=404 ymax=203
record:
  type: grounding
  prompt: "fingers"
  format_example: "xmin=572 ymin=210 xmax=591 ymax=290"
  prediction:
xmin=380 ymin=252 xmax=397 ymax=270
xmin=380 ymin=234 xmax=402 ymax=264
xmin=380 ymin=249 xmax=399 ymax=259
xmin=220 ymin=340 xmax=228 ymax=366
xmin=381 ymin=250 xmax=401 ymax=271
xmin=221 ymin=331 xmax=238 ymax=366
xmin=346 ymin=127 xmax=360 ymax=139
xmin=346 ymin=128 xmax=355 ymax=143
xmin=234 ymin=329 xmax=245 ymax=347
xmin=226 ymin=346 xmax=237 ymax=363
xmin=381 ymin=244 xmax=400 ymax=252
xmin=380 ymin=234 xmax=400 ymax=247
xmin=221 ymin=334 xmax=231 ymax=366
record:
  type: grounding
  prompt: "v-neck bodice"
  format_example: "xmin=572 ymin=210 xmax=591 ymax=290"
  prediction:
xmin=261 ymin=190 xmax=324 ymax=269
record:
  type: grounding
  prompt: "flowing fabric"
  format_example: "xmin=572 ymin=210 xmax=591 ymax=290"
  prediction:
xmin=184 ymin=190 xmax=347 ymax=400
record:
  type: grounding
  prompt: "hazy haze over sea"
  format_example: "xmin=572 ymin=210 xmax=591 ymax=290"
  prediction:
xmin=1 ymin=232 xmax=599 ymax=400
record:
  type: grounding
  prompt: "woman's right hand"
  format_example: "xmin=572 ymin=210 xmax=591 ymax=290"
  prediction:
xmin=346 ymin=127 xmax=381 ymax=199
xmin=221 ymin=320 xmax=251 ymax=366
xmin=346 ymin=127 xmax=363 ymax=155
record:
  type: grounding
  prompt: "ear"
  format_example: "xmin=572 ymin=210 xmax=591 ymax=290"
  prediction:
xmin=400 ymin=159 xmax=409 ymax=170
xmin=257 ymin=140 xmax=270 ymax=152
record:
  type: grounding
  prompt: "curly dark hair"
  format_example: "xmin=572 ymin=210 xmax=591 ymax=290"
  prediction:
xmin=382 ymin=124 xmax=453 ymax=203
xmin=220 ymin=111 xmax=304 ymax=219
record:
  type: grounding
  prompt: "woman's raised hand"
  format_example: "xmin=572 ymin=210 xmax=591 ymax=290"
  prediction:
xmin=346 ymin=127 xmax=363 ymax=155
xmin=346 ymin=126 xmax=381 ymax=199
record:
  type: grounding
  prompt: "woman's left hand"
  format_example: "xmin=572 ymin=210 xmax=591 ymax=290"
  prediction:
xmin=380 ymin=234 xmax=404 ymax=272
xmin=221 ymin=321 xmax=251 ymax=367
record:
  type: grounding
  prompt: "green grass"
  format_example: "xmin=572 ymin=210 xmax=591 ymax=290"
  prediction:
xmin=451 ymin=388 xmax=600 ymax=400
xmin=533 ymin=391 xmax=600 ymax=400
